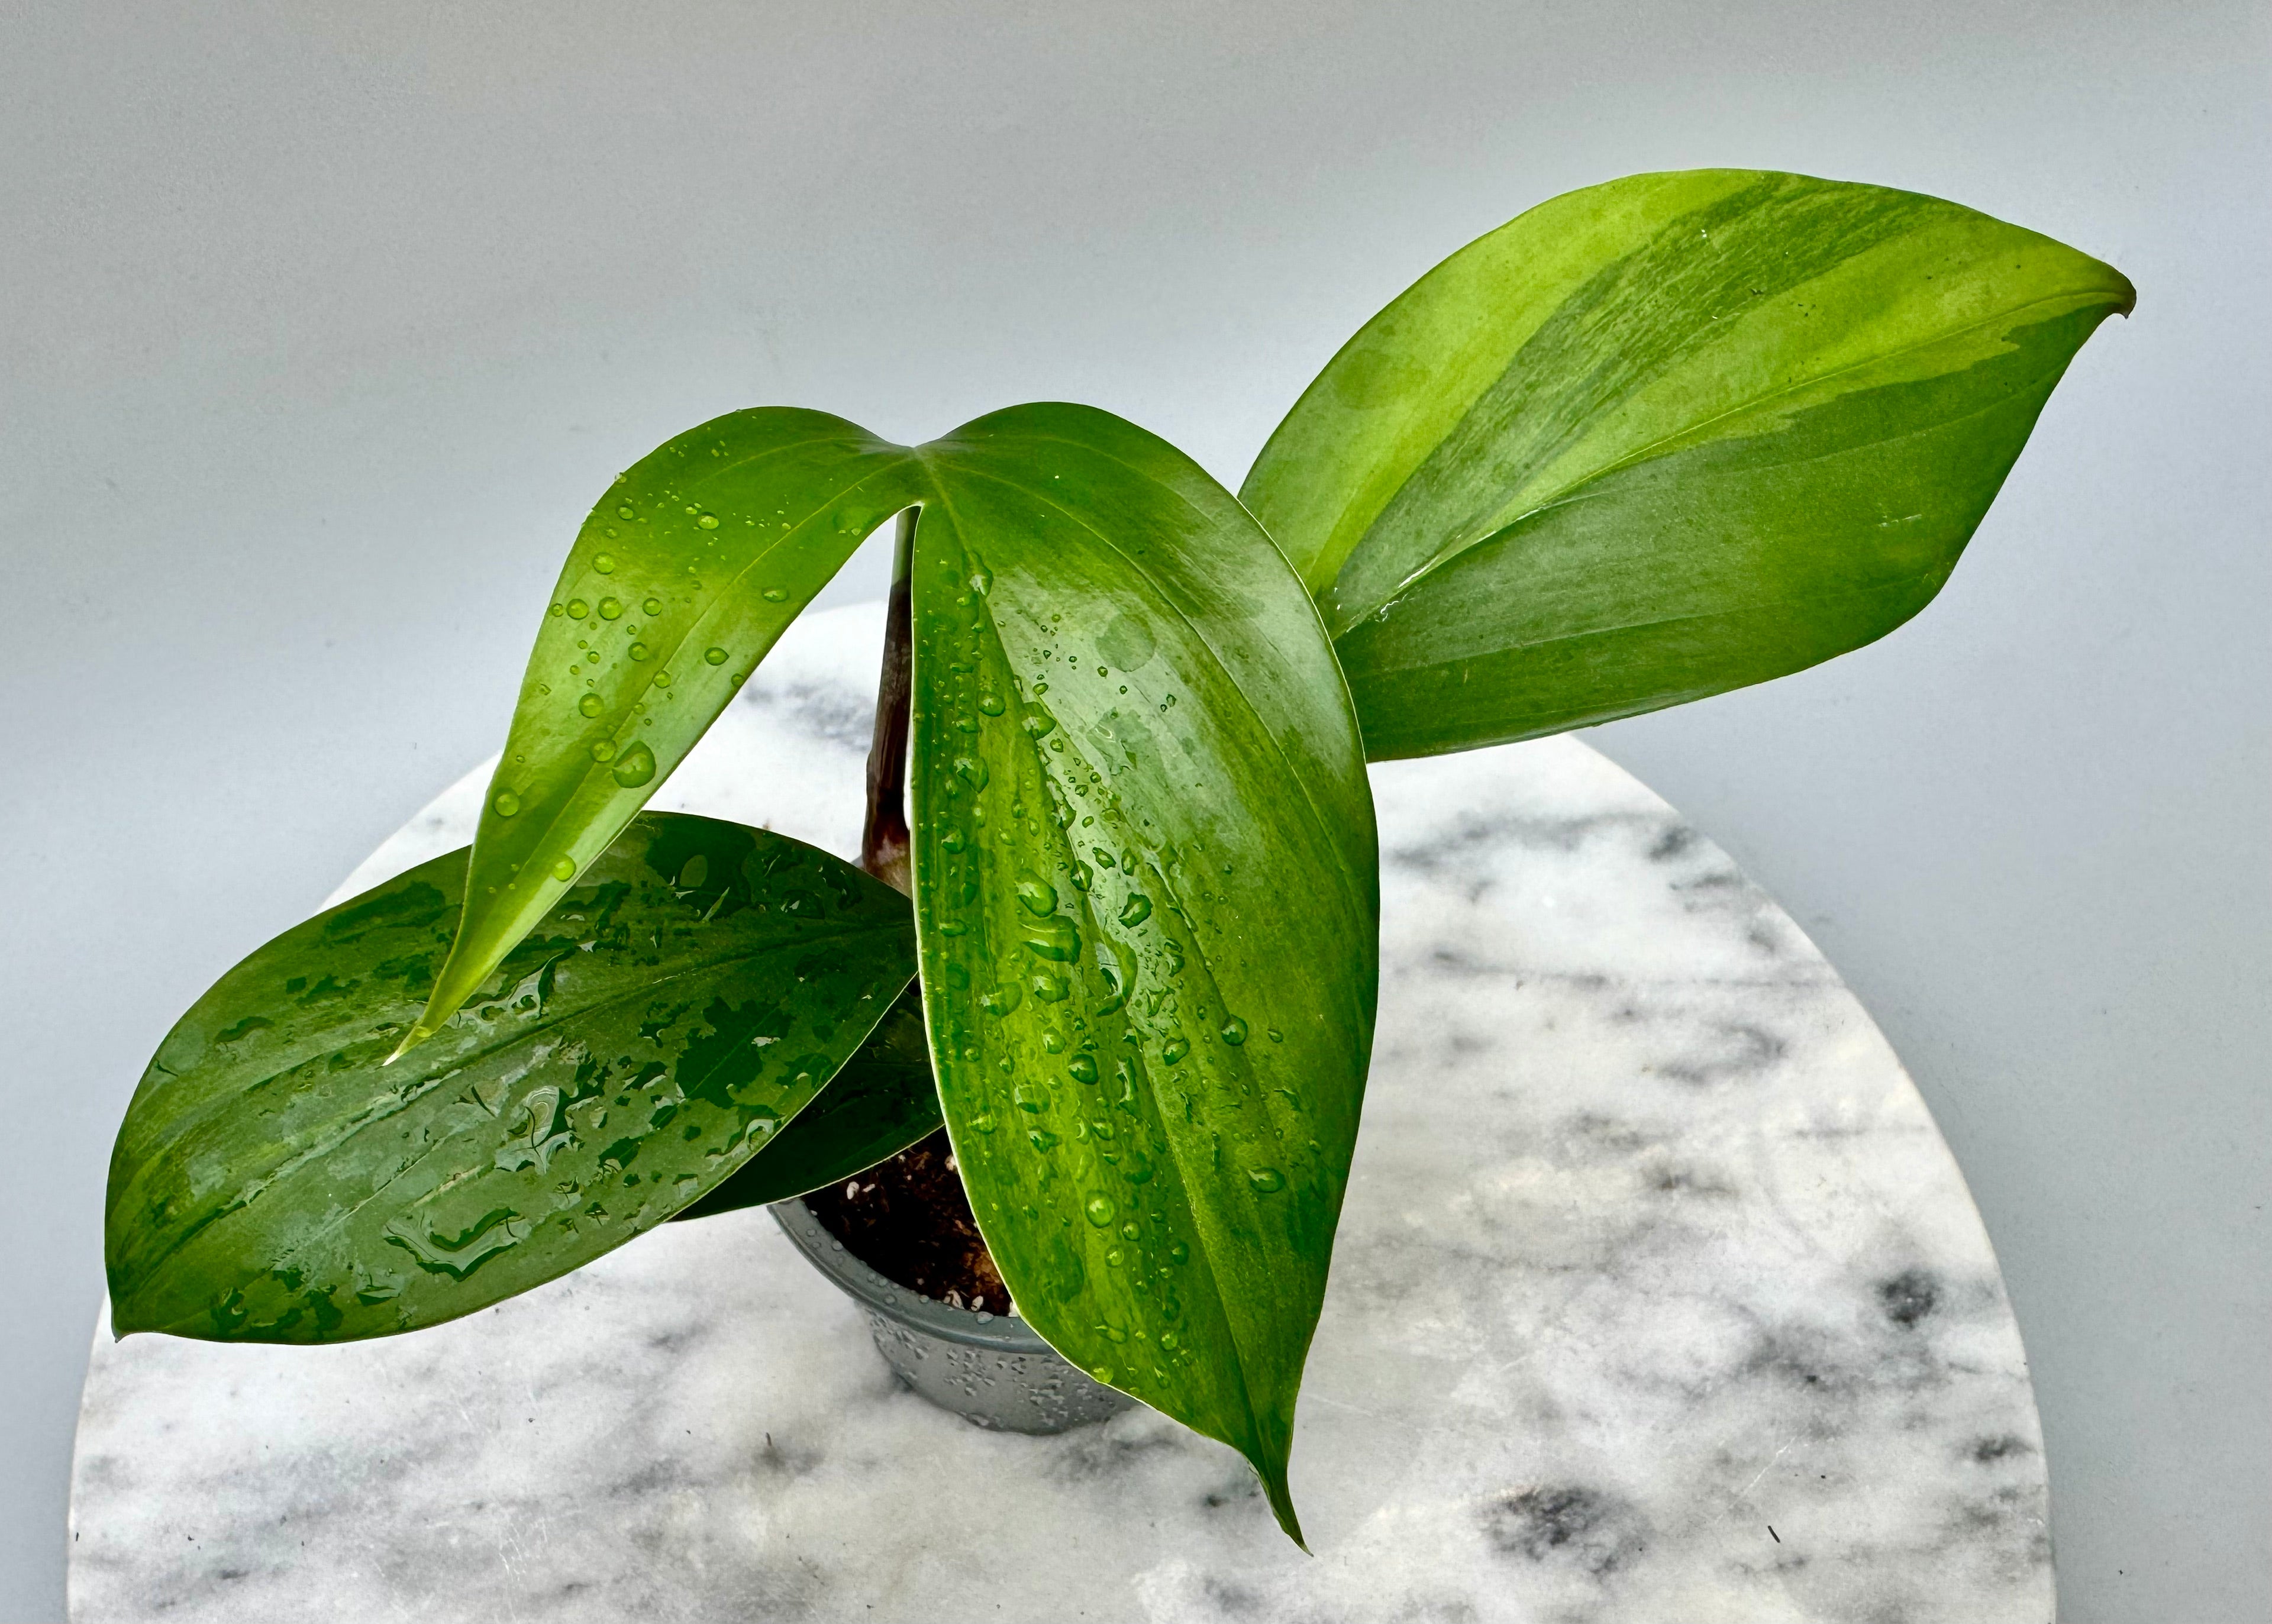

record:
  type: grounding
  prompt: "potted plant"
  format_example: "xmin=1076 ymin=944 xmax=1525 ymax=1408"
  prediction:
xmin=104 ymin=169 xmax=2129 ymax=1548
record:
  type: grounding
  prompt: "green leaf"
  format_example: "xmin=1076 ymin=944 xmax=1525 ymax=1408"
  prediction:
xmin=903 ymin=405 xmax=1378 ymax=1542
xmin=1241 ymin=169 xmax=2135 ymax=758
xmin=397 ymin=409 xmax=922 ymax=1056
xmin=107 ymin=814 xmax=914 ymax=1344
xmin=672 ymin=981 xmax=940 ymax=1219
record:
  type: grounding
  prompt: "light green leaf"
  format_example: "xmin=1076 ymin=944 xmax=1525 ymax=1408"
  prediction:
xmin=904 ymin=405 xmax=1378 ymax=1542
xmin=1241 ymin=169 xmax=2135 ymax=758
xmin=672 ymin=981 xmax=940 ymax=1219
xmin=107 ymin=814 xmax=914 ymax=1343
xmin=398 ymin=409 xmax=922 ymax=1055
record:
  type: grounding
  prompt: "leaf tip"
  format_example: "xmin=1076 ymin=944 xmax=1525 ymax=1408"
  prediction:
xmin=1262 ymin=1473 xmax=1309 ymax=1552
xmin=1246 ymin=1445 xmax=1307 ymax=1550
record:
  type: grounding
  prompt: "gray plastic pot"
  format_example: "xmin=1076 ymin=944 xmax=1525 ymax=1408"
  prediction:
xmin=770 ymin=1197 xmax=1132 ymax=1434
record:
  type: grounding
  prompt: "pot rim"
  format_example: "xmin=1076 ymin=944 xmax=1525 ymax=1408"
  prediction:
xmin=769 ymin=1197 xmax=1055 ymax=1354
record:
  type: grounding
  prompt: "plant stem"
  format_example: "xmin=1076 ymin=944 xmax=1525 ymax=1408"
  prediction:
xmin=861 ymin=506 xmax=917 ymax=895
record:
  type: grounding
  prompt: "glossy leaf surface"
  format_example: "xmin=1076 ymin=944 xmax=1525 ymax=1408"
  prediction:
xmin=905 ymin=405 xmax=1378 ymax=1540
xmin=401 ymin=410 xmax=921 ymax=1055
xmin=108 ymin=815 xmax=914 ymax=1343
xmin=1241 ymin=169 xmax=2135 ymax=757
xmin=672 ymin=981 xmax=939 ymax=1219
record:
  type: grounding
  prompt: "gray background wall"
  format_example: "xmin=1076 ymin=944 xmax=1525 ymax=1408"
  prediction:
xmin=4 ymin=2 xmax=2264 ymax=1618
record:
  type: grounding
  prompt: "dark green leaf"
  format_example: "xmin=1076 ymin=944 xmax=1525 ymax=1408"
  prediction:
xmin=1241 ymin=169 xmax=2135 ymax=758
xmin=399 ymin=410 xmax=922 ymax=1055
xmin=904 ymin=405 xmax=1378 ymax=1542
xmin=672 ymin=980 xmax=940 ymax=1219
xmin=107 ymin=815 xmax=914 ymax=1343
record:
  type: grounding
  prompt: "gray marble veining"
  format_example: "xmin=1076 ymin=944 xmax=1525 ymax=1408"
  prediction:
xmin=70 ymin=602 xmax=2052 ymax=1622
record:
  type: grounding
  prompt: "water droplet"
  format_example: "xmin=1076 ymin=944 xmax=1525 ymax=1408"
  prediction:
xmin=611 ymin=741 xmax=657 ymax=787
xmin=969 ymin=567 xmax=993 ymax=595
xmin=704 ymin=647 xmax=730 ymax=665
xmin=1022 ymin=914 xmax=1080 ymax=961
xmin=1268 ymin=1028 xmax=1284 ymax=1043
xmin=549 ymin=602 xmax=566 ymax=617
xmin=1029 ymin=970 xmax=1068 ymax=1003
xmin=696 ymin=512 xmax=720 ymax=529
xmin=1015 ymin=875 xmax=1058 ymax=917
xmin=1089 ymin=1365 xmax=1114 ymax=1384
xmin=1219 ymin=1016 xmax=1248 ymax=1045
xmin=643 ymin=596 xmax=663 ymax=615
xmin=953 ymin=756 xmax=990 ymax=790
xmin=1029 ymin=1127 xmax=1061 ymax=1151
xmin=1067 ymin=1054 xmax=1099 ymax=1084
xmin=598 ymin=597 xmax=624 ymax=620
xmin=1162 ymin=1035 xmax=1189 ymax=1065
xmin=1118 ymin=893 xmax=1153 ymax=927
xmin=492 ymin=790 xmax=522 ymax=818
xmin=1168 ymin=1242 xmax=1190 ymax=1264
xmin=590 ymin=740 xmax=617 ymax=763
xmin=615 ymin=505 xmax=635 ymax=521
xmin=1246 ymin=1166 xmax=1285 ymax=1194
xmin=1158 ymin=1331 xmax=1179 ymax=1351
xmin=762 ymin=587 xmax=788 ymax=603
xmin=1042 ymin=1031 xmax=1064 ymax=1053
xmin=972 ymin=1113 xmax=996 ymax=1134
xmin=654 ymin=670 xmax=672 ymax=687
xmin=678 ymin=854 xmax=709 ymax=887
xmin=977 ymin=692 xmax=1005 ymax=716
xmin=628 ymin=643 xmax=651 ymax=661
xmin=578 ymin=693 xmax=605 ymax=717
xmin=980 ymin=983 xmax=1024 ymax=1016
xmin=1119 ymin=1221 xmax=1138 ymax=1239
xmin=567 ymin=599 xmax=590 ymax=619
xmin=939 ymin=921 xmax=966 ymax=936
xmin=594 ymin=553 xmax=618 ymax=574
xmin=1105 ymin=1247 xmax=1125 ymax=1267
xmin=550 ymin=856 xmax=577 ymax=882
xmin=1085 ymin=1194 xmax=1116 ymax=1227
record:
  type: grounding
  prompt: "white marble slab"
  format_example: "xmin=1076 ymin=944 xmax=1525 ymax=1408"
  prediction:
xmin=70 ymin=602 xmax=2052 ymax=1622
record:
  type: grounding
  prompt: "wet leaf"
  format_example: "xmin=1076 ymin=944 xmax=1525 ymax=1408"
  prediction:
xmin=1242 ymin=169 xmax=2134 ymax=757
xmin=905 ymin=405 xmax=1378 ymax=1542
xmin=107 ymin=815 xmax=913 ymax=1343
xmin=399 ymin=410 xmax=922 ymax=1055
xmin=672 ymin=981 xmax=939 ymax=1218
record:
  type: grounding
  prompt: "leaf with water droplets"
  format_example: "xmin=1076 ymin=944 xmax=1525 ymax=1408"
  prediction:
xmin=905 ymin=404 xmax=1377 ymax=1544
xmin=105 ymin=813 xmax=914 ymax=1344
xmin=1241 ymin=170 xmax=2133 ymax=759
xmin=673 ymin=981 xmax=939 ymax=1219
xmin=399 ymin=411 xmax=924 ymax=1057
